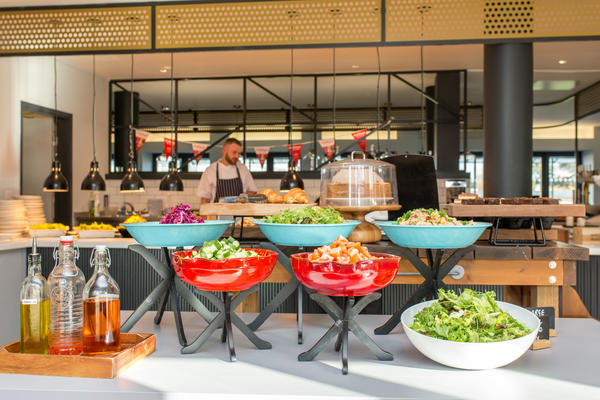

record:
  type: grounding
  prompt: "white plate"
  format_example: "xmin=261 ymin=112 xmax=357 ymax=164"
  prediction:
xmin=401 ymin=299 xmax=540 ymax=370
xmin=28 ymin=229 xmax=68 ymax=237
xmin=77 ymin=230 xmax=116 ymax=238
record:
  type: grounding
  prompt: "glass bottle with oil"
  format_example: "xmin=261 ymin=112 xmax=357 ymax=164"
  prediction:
xmin=83 ymin=245 xmax=120 ymax=354
xmin=20 ymin=237 xmax=49 ymax=354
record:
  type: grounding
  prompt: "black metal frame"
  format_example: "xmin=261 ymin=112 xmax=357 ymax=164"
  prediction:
xmin=299 ymin=293 xmax=393 ymax=375
xmin=374 ymin=246 xmax=474 ymax=335
xmin=488 ymin=217 xmax=546 ymax=247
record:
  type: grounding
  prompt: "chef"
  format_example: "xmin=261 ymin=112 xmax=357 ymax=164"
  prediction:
xmin=197 ymin=138 xmax=257 ymax=203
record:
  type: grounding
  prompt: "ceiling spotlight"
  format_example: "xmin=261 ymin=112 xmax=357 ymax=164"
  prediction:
xmin=558 ymin=60 xmax=567 ymax=65
xmin=351 ymin=64 xmax=360 ymax=69
xmin=159 ymin=67 xmax=168 ymax=73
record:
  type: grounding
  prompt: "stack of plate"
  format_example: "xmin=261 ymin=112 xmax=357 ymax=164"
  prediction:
xmin=18 ymin=195 xmax=46 ymax=226
xmin=0 ymin=200 xmax=28 ymax=240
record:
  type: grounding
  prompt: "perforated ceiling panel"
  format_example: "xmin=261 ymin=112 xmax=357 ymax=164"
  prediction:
xmin=387 ymin=0 xmax=600 ymax=42
xmin=0 ymin=6 xmax=152 ymax=53
xmin=155 ymin=0 xmax=381 ymax=49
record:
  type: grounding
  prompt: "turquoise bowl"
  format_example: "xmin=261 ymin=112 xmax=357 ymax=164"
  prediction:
xmin=122 ymin=221 xmax=232 ymax=247
xmin=254 ymin=220 xmax=360 ymax=247
xmin=377 ymin=221 xmax=491 ymax=249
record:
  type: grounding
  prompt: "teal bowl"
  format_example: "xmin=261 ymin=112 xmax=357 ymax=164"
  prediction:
xmin=122 ymin=221 xmax=232 ymax=247
xmin=254 ymin=220 xmax=360 ymax=247
xmin=377 ymin=221 xmax=491 ymax=249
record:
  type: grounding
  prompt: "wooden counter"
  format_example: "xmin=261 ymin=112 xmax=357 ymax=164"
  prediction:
xmin=246 ymin=240 xmax=590 ymax=319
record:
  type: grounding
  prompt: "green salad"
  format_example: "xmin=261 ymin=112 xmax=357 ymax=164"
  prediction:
xmin=262 ymin=206 xmax=346 ymax=224
xmin=188 ymin=237 xmax=258 ymax=260
xmin=410 ymin=289 xmax=531 ymax=342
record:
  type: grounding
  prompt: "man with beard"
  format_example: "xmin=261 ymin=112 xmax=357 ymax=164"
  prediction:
xmin=197 ymin=138 xmax=257 ymax=203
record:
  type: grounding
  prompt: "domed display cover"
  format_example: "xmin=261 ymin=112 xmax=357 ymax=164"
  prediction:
xmin=319 ymin=154 xmax=398 ymax=207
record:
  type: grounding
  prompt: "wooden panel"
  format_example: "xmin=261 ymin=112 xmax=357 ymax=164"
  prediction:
xmin=480 ymin=229 xmax=558 ymax=241
xmin=561 ymin=285 xmax=592 ymax=318
xmin=530 ymin=286 xmax=560 ymax=318
xmin=532 ymin=242 xmax=589 ymax=261
xmin=198 ymin=203 xmax=316 ymax=217
xmin=563 ymin=260 xmax=577 ymax=286
xmin=441 ymin=204 xmax=585 ymax=217
xmin=0 ymin=333 xmax=155 ymax=379
xmin=474 ymin=243 xmax=532 ymax=260
xmin=572 ymin=227 xmax=600 ymax=244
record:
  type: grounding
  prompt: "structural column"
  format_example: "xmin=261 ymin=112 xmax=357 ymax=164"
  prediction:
xmin=483 ymin=43 xmax=533 ymax=197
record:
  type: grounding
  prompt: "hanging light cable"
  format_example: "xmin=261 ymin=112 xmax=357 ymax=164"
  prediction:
xmin=418 ymin=5 xmax=430 ymax=154
xmin=160 ymin=47 xmax=183 ymax=191
xmin=120 ymin=18 xmax=144 ymax=193
xmin=43 ymin=51 xmax=69 ymax=193
xmin=280 ymin=10 xmax=304 ymax=192
xmin=375 ymin=46 xmax=382 ymax=158
xmin=81 ymin=20 xmax=106 ymax=191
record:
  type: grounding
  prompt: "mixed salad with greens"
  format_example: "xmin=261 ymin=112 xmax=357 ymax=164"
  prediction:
xmin=262 ymin=206 xmax=346 ymax=224
xmin=395 ymin=208 xmax=474 ymax=226
xmin=160 ymin=204 xmax=204 ymax=224
xmin=410 ymin=289 xmax=531 ymax=342
xmin=186 ymin=237 xmax=258 ymax=260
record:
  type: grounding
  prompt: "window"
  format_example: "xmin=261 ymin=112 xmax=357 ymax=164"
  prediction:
xmin=548 ymin=155 xmax=575 ymax=204
xmin=186 ymin=158 xmax=211 ymax=172
xmin=465 ymin=154 xmax=483 ymax=197
xmin=239 ymin=155 xmax=267 ymax=172
xmin=532 ymin=156 xmax=542 ymax=197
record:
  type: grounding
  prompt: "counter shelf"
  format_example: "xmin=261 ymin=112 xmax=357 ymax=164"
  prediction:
xmin=291 ymin=252 xmax=400 ymax=374
xmin=172 ymin=249 xmax=277 ymax=360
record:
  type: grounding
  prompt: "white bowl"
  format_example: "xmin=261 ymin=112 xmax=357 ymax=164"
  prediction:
xmin=401 ymin=299 xmax=540 ymax=370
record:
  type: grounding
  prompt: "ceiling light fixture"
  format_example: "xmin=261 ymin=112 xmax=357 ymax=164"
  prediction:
xmin=43 ymin=53 xmax=69 ymax=193
xmin=81 ymin=18 xmax=106 ymax=191
xmin=120 ymin=19 xmax=145 ymax=193
xmin=558 ymin=60 xmax=567 ymax=65
xmin=280 ymin=10 xmax=303 ymax=192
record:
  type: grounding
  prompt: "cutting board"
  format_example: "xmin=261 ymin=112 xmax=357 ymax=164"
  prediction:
xmin=199 ymin=203 xmax=316 ymax=216
xmin=441 ymin=204 xmax=585 ymax=217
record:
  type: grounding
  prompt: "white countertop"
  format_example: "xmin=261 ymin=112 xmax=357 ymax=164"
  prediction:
xmin=0 ymin=237 xmax=137 ymax=252
xmin=0 ymin=311 xmax=598 ymax=399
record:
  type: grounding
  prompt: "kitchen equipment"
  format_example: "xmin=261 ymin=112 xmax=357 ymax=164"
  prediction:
xmin=122 ymin=221 xmax=232 ymax=247
xmin=401 ymin=299 xmax=539 ymax=369
xmin=319 ymin=154 xmax=398 ymax=207
xmin=254 ymin=220 xmax=360 ymax=247
xmin=377 ymin=221 xmax=491 ymax=249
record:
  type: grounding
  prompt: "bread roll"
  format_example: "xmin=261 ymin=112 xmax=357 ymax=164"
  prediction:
xmin=283 ymin=188 xmax=309 ymax=204
xmin=259 ymin=188 xmax=284 ymax=203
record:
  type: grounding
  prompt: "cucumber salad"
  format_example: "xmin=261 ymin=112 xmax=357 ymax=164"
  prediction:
xmin=187 ymin=237 xmax=258 ymax=260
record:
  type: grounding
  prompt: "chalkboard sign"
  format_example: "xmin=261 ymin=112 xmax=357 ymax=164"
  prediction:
xmin=527 ymin=307 xmax=555 ymax=341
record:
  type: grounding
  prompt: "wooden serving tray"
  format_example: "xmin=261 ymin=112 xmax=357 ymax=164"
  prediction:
xmin=198 ymin=202 xmax=316 ymax=216
xmin=441 ymin=204 xmax=585 ymax=217
xmin=0 ymin=333 xmax=155 ymax=379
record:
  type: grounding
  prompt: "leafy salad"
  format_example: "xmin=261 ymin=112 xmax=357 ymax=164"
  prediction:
xmin=410 ymin=289 xmax=531 ymax=343
xmin=186 ymin=237 xmax=258 ymax=260
xmin=262 ymin=206 xmax=345 ymax=224
xmin=395 ymin=208 xmax=474 ymax=226
xmin=160 ymin=204 xmax=204 ymax=224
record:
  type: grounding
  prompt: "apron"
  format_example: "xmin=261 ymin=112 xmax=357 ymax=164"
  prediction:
xmin=214 ymin=162 xmax=244 ymax=202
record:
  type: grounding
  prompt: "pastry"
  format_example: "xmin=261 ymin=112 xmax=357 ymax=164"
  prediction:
xmin=259 ymin=188 xmax=284 ymax=203
xmin=283 ymin=188 xmax=309 ymax=204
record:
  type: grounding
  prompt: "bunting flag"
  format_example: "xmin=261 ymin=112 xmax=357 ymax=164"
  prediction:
xmin=134 ymin=129 xmax=150 ymax=152
xmin=164 ymin=138 xmax=175 ymax=158
xmin=351 ymin=129 xmax=369 ymax=152
xmin=192 ymin=142 xmax=208 ymax=158
xmin=254 ymin=146 xmax=270 ymax=167
xmin=287 ymin=143 xmax=303 ymax=166
xmin=318 ymin=138 xmax=335 ymax=159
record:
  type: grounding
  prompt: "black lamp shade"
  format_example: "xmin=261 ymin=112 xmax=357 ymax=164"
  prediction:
xmin=280 ymin=162 xmax=304 ymax=192
xmin=81 ymin=160 xmax=106 ymax=191
xmin=159 ymin=160 xmax=184 ymax=191
xmin=43 ymin=160 xmax=69 ymax=192
xmin=120 ymin=160 xmax=145 ymax=193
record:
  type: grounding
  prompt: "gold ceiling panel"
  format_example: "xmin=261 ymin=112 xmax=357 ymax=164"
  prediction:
xmin=386 ymin=0 xmax=600 ymax=42
xmin=0 ymin=6 xmax=152 ymax=54
xmin=155 ymin=0 xmax=381 ymax=49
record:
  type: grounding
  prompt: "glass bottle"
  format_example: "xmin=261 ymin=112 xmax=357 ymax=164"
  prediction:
xmin=19 ymin=237 xmax=49 ymax=354
xmin=83 ymin=245 xmax=120 ymax=354
xmin=48 ymin=236 xmax=85 ymax=355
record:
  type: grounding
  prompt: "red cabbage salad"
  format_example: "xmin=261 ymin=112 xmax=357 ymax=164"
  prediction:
xmin=160 ymin=204 xmax=204 ymax=224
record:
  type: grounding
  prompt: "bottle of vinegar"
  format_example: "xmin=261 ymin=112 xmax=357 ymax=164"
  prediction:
xmin=48 ymin=236 xmax=85 ymax=355
xmin=83 ymin=245 xmax=120 ymax=354
xmin=20 ymin=237 xmax=49 ymax=354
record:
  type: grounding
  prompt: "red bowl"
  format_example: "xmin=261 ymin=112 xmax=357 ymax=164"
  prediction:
xmin=172 ymin=248 xmax=278 ymax=292
xmin=291 ymin=253 xmax=401 ymax=297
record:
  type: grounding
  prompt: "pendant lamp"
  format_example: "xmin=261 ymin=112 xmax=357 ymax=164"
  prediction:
xmin=120 ymin=52 xmax=145 ymax=193
xmin=280 ymin=12 xmax=303 ymax=192
xmin=160 ymin=52 xmax=183 ymax=191
xmin=81 ymin=53 xmax=106 ymax=191
xmin=43 ymin=56 xmax=69 ymax=193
